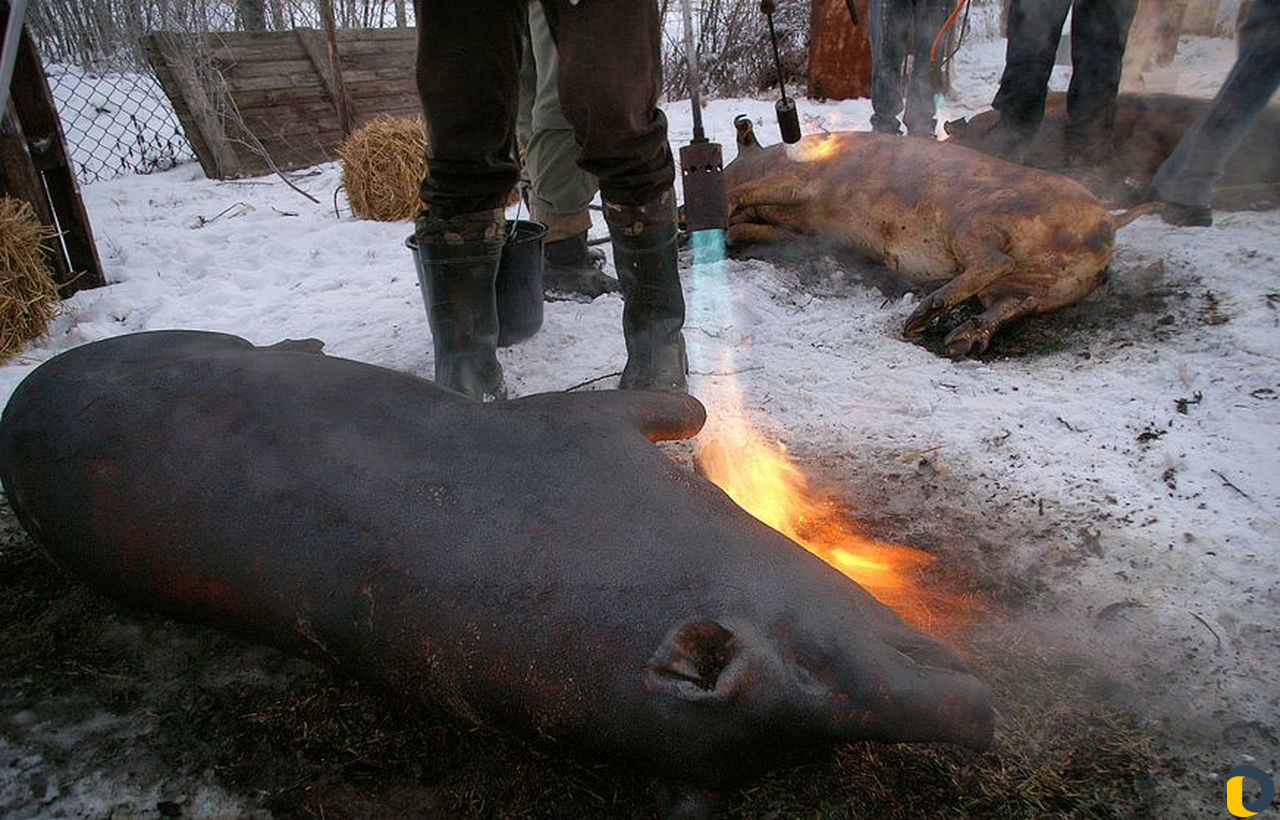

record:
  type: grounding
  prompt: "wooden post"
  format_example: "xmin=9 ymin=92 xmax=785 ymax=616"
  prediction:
xmin=0 ymin=0 xmax=104 ymax=296
xmin=315 ymin=0 xmax=352 ymax=135
xmin=144 ymin=33 xmax=240 ymax=179
xmin=296 ymin=28 xmax=356 ymax=135
xmin=808 ymin=0 xmax=873 ymax=100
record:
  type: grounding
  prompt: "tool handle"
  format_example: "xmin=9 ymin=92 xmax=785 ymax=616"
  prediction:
xmin=765 ymin=12 xmax=790 ymax=104
xmin=681 ymin=0 xmax=706 ymax=141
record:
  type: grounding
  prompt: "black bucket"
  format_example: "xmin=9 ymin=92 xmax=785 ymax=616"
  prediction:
xmin=405 ymin=218 xmax=548 ymax=348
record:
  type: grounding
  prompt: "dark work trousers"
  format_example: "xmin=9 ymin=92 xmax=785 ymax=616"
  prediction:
xmin=992 ymin=0 xmax=1139 ymax=141
xmin=1154 ymin=0 xmax=1280 ymax=208
xmin=868 ymin=0 xmax=952 ymax=136
xmin=414 ymin=0 xmax=675 ymax=220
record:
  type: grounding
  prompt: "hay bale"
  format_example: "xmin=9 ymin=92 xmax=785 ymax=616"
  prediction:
xmin=0 ymin=197 xmax=59 ymax=363
xmin=338 ymin=116 xmax=429 ymax=222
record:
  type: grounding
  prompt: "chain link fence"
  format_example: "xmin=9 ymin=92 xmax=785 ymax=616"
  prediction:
xmin=28 ymin=0 xmax=412 ymax=184
xmin=44 ymin=63 xmax=194 ymax=184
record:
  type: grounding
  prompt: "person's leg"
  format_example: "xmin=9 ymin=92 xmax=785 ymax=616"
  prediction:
xmin=415 ymin=0 xmax=524 ymax=219
xmin=413 ymin=0 xmax=525 ymax=401
xmin=903 ymin=0 xmax=951 ymax=137
xmin=989 ymin=0 xmax=1072 ymax=155
xmin=1066 ymin=0 xmax=1139 ymax=158
xmin=1153 ymin=0 xmax=1280 ymax=224
xmin=524 ymin=0 xmax=616 ymax=299
xmin=869 ymin=0 xmax=910 ymax=135
xmin=541 ymin=0 xmax=685 ymax=391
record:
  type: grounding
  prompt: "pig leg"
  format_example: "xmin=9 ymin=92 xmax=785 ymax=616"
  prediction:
xmin=728 ymin=179 xmax=812 ymax=226
xmin=729 ymin=179 xmax=812 ymax=212
xmin=942 ymin=293 xmax=1039 ymax=358
xmin=901 ymin=246 xmax=1017 ymax=337
xmin=726 ymin=223 xmax=803 ymax=246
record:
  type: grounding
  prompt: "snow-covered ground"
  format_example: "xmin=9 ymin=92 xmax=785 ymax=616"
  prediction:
xmin=2 ymin=26 xmax=1278 ymax=820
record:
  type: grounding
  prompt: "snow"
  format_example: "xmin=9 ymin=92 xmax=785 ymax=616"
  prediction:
xmin=2 ymin=25 xmax=1279 ymax=815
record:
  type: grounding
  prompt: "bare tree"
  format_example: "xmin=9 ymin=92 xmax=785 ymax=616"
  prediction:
xmin=236 ymin=0 xmax=267 ymax=30
xmin=269 ymin=0 xmax=286 ymax=29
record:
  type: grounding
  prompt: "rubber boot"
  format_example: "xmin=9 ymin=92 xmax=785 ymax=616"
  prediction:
xmin=604 ymin=191 xmax=688 ymax=392
xmin=543 ymin=231 xmax=620 ymax=300
xmin=414 ymin=209 xmax=507 ymax=402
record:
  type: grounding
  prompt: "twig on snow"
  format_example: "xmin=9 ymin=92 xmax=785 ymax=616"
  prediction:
xmin=1210 ymin=469 xmax=1251 ymax=499
xmin=1189 ymin=611 xmax=1223 ymax=650
xmin=563 ymin=371 xmax=622 ymax=392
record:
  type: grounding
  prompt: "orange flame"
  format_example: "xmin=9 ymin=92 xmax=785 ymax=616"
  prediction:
xmin=787 ymin=133 xmax=842 ymax=163
xmin=696 ymin=389 xmax=971 ymax=633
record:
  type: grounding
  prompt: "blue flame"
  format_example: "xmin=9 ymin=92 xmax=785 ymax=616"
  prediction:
xmin=685 ymin=229 xmax=733 ymax=379
xmin=689 ymin=228 xmax=728 ymax=266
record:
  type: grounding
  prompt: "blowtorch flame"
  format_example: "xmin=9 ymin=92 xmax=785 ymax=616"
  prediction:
xmin=682 ymin=216 xmax=970 ymax=633
xmin=696 ymin=387 xmax=969 ymax=632
xmin=786 ymin=133 xmax=842 ymax=163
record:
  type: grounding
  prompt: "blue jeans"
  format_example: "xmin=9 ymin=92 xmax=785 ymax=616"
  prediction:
xmin=1154 ymin=0 xmax=1280 ymax=208
xmin=992 ymin=0 xmax=1138 ymax=144
xmin=869 ymin=0 xmax=952 ymax=135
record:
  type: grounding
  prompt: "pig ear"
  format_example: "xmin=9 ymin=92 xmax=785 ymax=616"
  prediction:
xmin=645 ymin=618 xmax=748 ymax=702
xmin=510 ymin=390 xmax=707 ymax=442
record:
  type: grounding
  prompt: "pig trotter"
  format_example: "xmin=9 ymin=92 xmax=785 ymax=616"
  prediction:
xmin=903 ymin=293 xmax=949 ymax=337
xmin=903 ymin=251 xmax=1018 ymax=340
xmin=943 ymin=319 xmax=993 ymax=358
xmin=943 ymin=294 xmax=1040 ymax=358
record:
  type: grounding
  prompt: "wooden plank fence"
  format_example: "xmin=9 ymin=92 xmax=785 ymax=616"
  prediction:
xmin=1 ymin=0 xmax=105 ymax=297
xmin=144 ymin=28 xmax=419 ymax=180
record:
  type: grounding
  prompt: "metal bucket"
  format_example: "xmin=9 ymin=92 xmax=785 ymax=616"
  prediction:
xmin=405 ymin=218 xmax=547 ymax=348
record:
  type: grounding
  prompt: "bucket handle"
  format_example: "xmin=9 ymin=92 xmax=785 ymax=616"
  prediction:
xmin=509 ymin=181 xmax=530 ymax=242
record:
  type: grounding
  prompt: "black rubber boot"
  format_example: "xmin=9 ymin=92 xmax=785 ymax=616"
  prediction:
xmin=413 ymin=210 xmax=507 ymax=402
xmin=543 ymin=232 xmax=620 ymax=301
xmin=605 ymin=192 xmax=688 ymax=393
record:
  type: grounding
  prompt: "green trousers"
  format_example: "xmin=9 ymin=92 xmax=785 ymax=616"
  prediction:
xmin=516 ymin=1 xmax=599 ymax=242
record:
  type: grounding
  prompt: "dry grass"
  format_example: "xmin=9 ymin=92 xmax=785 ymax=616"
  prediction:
xmin=0 ymin=197 xmax=60 ymax=362
xmin=338 ymin=116 xmax=430 ymax=223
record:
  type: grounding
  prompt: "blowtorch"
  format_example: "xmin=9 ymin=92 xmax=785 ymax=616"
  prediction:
xmin=678 ymin=0 xmax=728 ymax=237
xmin=764 ymin=6 xmax=803 ymax=145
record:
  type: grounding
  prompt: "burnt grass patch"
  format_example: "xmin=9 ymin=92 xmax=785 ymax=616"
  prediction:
xmin=2 ymin=495 xmax=1175 ymax=819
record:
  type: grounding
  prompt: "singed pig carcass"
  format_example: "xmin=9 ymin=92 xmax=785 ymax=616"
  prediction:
xmin=726 ymin=118 xmax=1129 ymax=357
xmin=945 ymin=92 xmax=1280 ymax=209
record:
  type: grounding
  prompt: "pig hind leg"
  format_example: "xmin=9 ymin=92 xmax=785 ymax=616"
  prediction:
xmin=902 ymin=246 xmax=1017 ymax=337
xmin=942 ymin=292 xmax=1040 ymax=358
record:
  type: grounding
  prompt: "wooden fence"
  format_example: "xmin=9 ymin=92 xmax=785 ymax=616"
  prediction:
xmin=144 ymin=28 xmax=418 ymax=180
xmin=1 ymin=0 xmax=105 ymax=297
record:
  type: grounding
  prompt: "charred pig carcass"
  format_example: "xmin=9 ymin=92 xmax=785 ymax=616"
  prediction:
xmin=0 ymin=331 xmax=993 ymax=797
xmin=726 ymin=118 xmax=1138 ymax=356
